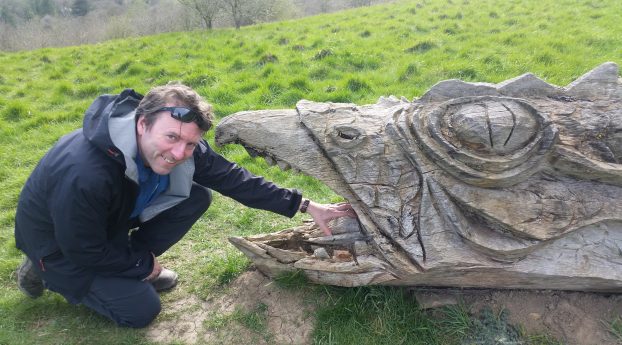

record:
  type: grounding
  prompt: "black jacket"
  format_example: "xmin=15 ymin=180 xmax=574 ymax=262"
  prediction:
xmin=14 ymin=89 xmax=302 ymax=302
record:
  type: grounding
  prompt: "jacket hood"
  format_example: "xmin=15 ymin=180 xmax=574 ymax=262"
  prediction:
xmin=83 ymin=89 xmax=143 ymax=163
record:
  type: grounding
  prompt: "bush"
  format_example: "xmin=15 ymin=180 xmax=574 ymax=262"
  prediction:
xmin=346 ymin=77 xmax=371 ymax=93
xmin=2 ymin=102 xmax=28 ymax=122
xmin=313 ymin=48 xmax=334 ymax=60
xmin=258 ymin=53 xmax=279 ymax=65
xmin=405 ymin=41 xmax=437 ymax=53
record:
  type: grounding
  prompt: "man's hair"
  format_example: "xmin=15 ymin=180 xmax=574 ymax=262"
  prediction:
xmin=135 ymin=83 xmax=214 ymax=132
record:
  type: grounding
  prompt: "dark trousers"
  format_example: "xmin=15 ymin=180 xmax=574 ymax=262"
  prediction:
xmin=81 ymin=184 xmax=211 ymax=328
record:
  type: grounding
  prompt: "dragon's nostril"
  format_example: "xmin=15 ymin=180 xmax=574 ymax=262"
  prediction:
xmin=330 ymin=125 xmax=365 ymax=148
xmin=338 ymin=131 xmax=357 ymax=140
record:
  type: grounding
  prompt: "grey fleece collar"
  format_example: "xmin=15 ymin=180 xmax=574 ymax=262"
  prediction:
xmin=108 ymin=110 xmax=139 ymax=183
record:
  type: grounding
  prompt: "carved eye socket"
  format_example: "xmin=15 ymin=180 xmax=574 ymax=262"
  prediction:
xmin=331 ymin=125 xmax=365 ymax=148
xmin=410 ymin=96 xmax=557 ymax=187
xmin=446 ymin=100 xmax=538 ymax=155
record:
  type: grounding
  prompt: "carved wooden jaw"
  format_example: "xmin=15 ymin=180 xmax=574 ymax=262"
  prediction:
xmin=216 ymin=62 xmax=622 ymax=292
xmin=227 ymin=218 xmax=400 ymax=287
xmin=216 ymin=97 xmax=417 ymax=287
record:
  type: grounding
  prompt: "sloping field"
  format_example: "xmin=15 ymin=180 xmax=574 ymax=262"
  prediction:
xmin=0 ymin=0 xmax=621 ymax=344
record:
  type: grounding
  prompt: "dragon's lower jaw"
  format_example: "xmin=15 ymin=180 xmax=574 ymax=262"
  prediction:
xmin=228 ymin=217 xmax=400 ymax=287
xmin=216 ymin=109 xmax=401 ymax=286
xmin=229 ymin=219 xmax=622 ymax=292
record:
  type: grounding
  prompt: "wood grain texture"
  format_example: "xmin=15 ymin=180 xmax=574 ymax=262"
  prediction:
xmin=216 ymin=62 xmax=622 ymax=292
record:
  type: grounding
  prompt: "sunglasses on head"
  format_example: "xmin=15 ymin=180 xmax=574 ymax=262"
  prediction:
xmin=156 ymin=107 xmax=198 ymax=123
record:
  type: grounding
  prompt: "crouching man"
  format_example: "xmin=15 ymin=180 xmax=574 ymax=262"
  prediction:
xmin=14 ymin=84 xmax=354 ymax=328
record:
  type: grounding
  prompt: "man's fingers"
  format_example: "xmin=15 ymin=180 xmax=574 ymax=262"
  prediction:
xmin=334 ymin=204 xmax=357 ymax=217
xmin=317 ymin=221 xmax=333 ymax=236
xmin=306 ymin=201 xmax=357 ymax=236
xmin=334 ymin=203 xmax=353 ymax=211
xmin=330 ymin=209 xmax=357 ymax=219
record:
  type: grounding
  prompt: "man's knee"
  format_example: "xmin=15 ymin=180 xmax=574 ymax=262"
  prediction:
xmin=121 ymin=293 xmax=161 ymax=328
xmin=117 ymin=288 xmax=161 ymax=328
xmin=82 ymin=277 xmax=162 ymax=328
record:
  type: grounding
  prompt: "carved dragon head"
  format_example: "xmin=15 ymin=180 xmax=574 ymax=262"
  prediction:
xmin=215 ymin=62 xmax=622 ymax=291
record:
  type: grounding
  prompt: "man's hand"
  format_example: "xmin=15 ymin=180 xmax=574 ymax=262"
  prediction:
xmin=304 ymin=201 xmax=357 ymax=236
xmin=144 ymin=253 xmax=162 ymax=281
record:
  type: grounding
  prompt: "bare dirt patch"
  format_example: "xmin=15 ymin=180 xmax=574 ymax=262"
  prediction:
xmin=470 ymin=289 xmax=622 ymax=345
xmin=147 ymin=270 xmax=622 ymax=345
xmin=417 ymin=288 xmax=622 ymax=345
xmin=146 ymin=269 xmax=316 ymax=345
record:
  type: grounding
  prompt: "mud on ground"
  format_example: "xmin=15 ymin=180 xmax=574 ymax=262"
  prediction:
xmin=146 ymin=269 xmax=316 ymax=345
xmin=147 ymin=270 xmax=622 ymax=345
xmin=472 ymin=289 xmax=622 ymax=344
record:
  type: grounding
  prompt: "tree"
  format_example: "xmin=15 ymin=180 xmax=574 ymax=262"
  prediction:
xmin=350 ymin=0 xmax=372 ymax=7
xmin=251 ymin=0 xmax=290 ymax=23
xmin=219 ymin=0 xmax=248 ymax=29
xmin=177 ymin=0 xmax=220 ymax=29
xmin=319 ymin=0 xmax=330 ymax=13
xmin=71 ymin=0 xmax=89 ymax=16
xmin=0 ymin=4 xmax=16 ymax=25
xmin=0 ymin=0 xmax=14 ymax=24
xmin=0 ymin=0 xmax=32 ymax=24
xmin=219 ymin=0 xmax=283 ymax=29
xmin=55 ymin=0 xmax=72 ymax=17
xmin=29 ymin=0 xmax=56 ymax=16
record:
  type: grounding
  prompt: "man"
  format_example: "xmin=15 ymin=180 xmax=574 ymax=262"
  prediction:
xmin=14 ymin=84 xmax=354 ymax=328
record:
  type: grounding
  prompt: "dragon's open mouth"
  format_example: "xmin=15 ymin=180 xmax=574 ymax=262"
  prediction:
xmin=227 ymin=217 xmax=399 ymax=287
xmin=214 ymin=104 xmax=409 ymax=286
xmin=225 ymin=145 xmax=400 ymax=286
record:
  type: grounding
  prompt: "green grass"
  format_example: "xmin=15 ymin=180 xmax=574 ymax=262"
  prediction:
xmin=314 ymin=286 xmax=437 ymax=344
xmin=608 ymin=316 xmax=622 ymax=343
xmin=204 ymin=303 xmax=272 ymax=343
xmin=1 ymin=0 xmax=621 ymax=343
xmin=0 ymin=292 xmax=151 ymax=345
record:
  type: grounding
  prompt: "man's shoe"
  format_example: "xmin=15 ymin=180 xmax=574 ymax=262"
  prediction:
xmin=17 ymin=257 xmax=44 ymax=298
xmin=150 ymin=268 xmax=178 ymax=292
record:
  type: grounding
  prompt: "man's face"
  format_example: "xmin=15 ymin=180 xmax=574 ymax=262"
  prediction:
xmin=136 ymin=106 xmax=203 ymax=175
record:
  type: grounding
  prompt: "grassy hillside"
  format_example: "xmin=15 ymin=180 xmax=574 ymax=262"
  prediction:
xmin=0 ymin=0 xmax=620 ymax=343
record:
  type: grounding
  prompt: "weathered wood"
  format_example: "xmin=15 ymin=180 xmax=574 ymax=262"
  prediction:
xmin=216 ymin=62 xmax=622 ymax=292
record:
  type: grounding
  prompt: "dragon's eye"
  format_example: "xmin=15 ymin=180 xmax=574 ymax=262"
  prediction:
xmin=447 ymin=100 xmax=538 ymax=155
xmin=410 ymin=96 xmax=557 ymax=187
